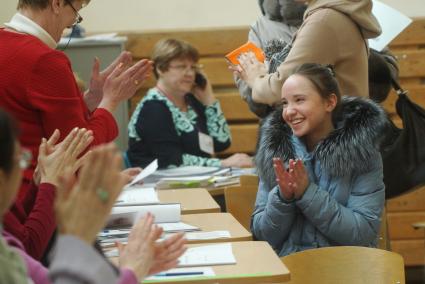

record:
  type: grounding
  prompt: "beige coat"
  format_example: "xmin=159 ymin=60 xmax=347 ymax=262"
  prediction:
xmin=252 ymin=0 xmax=382 ymax=105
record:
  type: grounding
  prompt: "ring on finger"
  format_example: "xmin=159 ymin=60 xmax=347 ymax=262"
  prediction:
xmin=96 ymin=188 xmax=109 ymax=203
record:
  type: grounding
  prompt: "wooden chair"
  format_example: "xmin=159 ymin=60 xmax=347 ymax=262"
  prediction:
xmin=224 ymin=175 xmax=259 ymax=231
xmin=281 ymin=246 xmax=405 ymax=284
xmin=377 ymin=205 xmax=391 ymax=250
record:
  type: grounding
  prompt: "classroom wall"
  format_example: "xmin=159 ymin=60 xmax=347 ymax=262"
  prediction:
xmin=1 ymin=0 xmax=425 ymax=33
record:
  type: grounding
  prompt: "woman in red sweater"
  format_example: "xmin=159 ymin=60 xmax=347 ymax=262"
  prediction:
xmin=0 ymin=0 xmax=151 ymax=258
xmin=0 ymin=0 xmax=152 ymax=188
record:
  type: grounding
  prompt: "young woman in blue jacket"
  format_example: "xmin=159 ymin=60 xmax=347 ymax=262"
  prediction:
xmin=252 ymin=63 xmax=387 ymax=256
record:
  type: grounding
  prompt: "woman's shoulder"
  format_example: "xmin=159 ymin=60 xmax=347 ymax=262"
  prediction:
xmin=303 ymin=8 xmax=358 ymax=34
xmin=137 ymin=89 xmax=172 ymax=111
xmin=316 ymin=96 xmax=388 ymax=177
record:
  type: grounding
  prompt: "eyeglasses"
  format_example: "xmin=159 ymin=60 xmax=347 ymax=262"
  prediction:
xmin=168 ymin=64 xmax=202 ymax=73
xmin=18 ymin=149 xmax=32 ymax=170
xmin=65 ymin=0 xmax=83 ymax=25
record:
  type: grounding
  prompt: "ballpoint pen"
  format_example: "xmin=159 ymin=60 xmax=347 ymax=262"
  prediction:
xmin=155 ymin=271 xmax=204 ymax=277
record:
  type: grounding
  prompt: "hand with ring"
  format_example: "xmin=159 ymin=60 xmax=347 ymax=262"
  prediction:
xmin=99 ymin=57 xmax=154 ymax=113
xmin=84 ymin=51 xmax=133 ymax=112
xmin=54 ymin=143 xmax=126 ymax=245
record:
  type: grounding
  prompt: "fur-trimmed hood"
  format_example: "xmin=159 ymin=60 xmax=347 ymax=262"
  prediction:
xmin=255 ymin=96 xmax=389 ymax=189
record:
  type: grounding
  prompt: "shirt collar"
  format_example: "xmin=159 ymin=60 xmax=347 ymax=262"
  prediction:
xmin=4 ymin=12 xmax=57 ymax=49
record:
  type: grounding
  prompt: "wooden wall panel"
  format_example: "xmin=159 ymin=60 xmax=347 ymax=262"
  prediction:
xmin=219 ymin=124 xmax=259 ymax=155
xmin=122 ymin=27 xmax=249 ymax=59
xmin=215 ymin=91 xmax=259 ymax=121
xmin=391 ymin=240 xmax=425 ymax=267
xmin=387 ymin=212 xmax=425 ymax=240
xmin=390 ymin=18 xmax=425 ymax=47
xmin=387 ymin=186 xmax=425 ymax=212
xmin=393 ymin=50 xmax=425 ymax=78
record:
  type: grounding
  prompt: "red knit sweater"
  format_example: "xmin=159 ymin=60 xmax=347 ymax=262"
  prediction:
xmin=0 ymin=29 xmax=119 ymax=258
xmin=3 ymin=182 xmax=56 ymax=260
xmin=0 ymin=29 xmax=118 ymax=181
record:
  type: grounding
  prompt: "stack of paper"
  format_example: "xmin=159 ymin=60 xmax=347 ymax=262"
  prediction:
xmin=154 ymin=166 xmax=224 ymax=177
xmin=156 ymin=175 xmax=240 ymax=189
xmin=99 ymin=222 xmax=201 ymax=248
xmin=107 ymin=203 xmax=181 ymax=227
xmin=156 ymin=176 xmax=213 ymax=189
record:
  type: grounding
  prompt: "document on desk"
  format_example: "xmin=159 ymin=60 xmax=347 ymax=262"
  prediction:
xmin=107 ymin=203 xmax=181 ymax=227
xmin=177 ymin=243 xmax=236 ymax=267
xmin=115 ymin=187 xmax=159 ymax=206
xmin=145 ymin=267 xmax=215 ymax=281
xmin=158 ymin=222 xmax=200 ymax=233
xmin=154 ymin=166 xmax=224 ymax=177
xmin=125 ymin=159 xmax=158 ymax=188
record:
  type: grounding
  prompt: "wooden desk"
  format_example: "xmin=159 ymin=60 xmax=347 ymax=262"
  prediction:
xmin=181 ymin=213 xmax=252 ymax=244
xmin=143 ymin=241 xmax=290 ymax=284
xmin=158 ymin=188 xmax=220 ymax=214
xmin=208 ymin=186 xmax=225 ymax=196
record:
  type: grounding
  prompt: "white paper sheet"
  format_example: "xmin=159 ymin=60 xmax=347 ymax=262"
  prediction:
xmin=369 ymin=0 xmax=412 ymax=51
xmin=125 ymin=159 xmax=158 ymax=188
xmin=158 ymin=222 xmax=200 ymax=233
xmin=115 ymin=187 xmax=159 ymax=206
xmin=177 ymin=243 xmax=236 ymax=267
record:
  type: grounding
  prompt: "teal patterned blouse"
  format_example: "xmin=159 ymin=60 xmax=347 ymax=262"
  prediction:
xmin=127 ymin=88 xmax=231 ymax=168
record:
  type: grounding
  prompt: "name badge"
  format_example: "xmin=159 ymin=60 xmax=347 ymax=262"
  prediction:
xmin=198 ymin=132 xmax=214 ymax=155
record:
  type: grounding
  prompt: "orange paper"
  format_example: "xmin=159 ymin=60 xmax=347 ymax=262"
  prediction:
xmin=225 ymin=42 xmax=265 ymax=65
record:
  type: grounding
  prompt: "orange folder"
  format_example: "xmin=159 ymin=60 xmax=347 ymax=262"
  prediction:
xmin=225 ymin=42 xmax=265 ymax=65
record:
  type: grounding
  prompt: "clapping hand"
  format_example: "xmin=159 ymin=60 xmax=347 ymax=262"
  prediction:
xmin=117 ymin=214 xmax=187 ymax=280
xmin=35 ymin=128 xmax=93 ymax=187
xmin=148 ymin=232 xmax=186 ymax=275
xmin=273 ymin=158 xmax=309 ymax=201
xmin=99 ymin=57 xmax=153 ymax=112
xmin=228 ymin=52 xmax=267 ymax=88
xmin=54 ymin=143 xmax=126 ymax=244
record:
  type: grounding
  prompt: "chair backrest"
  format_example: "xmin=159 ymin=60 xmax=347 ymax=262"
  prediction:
xmin=224 ymin=175 xmax=259 ymax=231
xmin=281 ymin=246 xmax=405 ymax=284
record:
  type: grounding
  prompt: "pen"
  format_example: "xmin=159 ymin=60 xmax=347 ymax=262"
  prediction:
xmin=156 ymin=271 xmax=204 ymax=277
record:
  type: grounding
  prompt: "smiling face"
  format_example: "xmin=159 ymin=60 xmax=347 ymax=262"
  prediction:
xmin=281 ymin=74 xmax=336 ymax=147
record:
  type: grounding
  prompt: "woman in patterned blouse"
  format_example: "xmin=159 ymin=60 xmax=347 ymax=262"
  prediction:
xmin=127 ymin=38 xmax=253 ymax=169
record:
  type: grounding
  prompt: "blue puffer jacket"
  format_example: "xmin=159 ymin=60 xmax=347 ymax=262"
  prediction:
xmin=252 ymin=96 xmax=387 ymax=256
